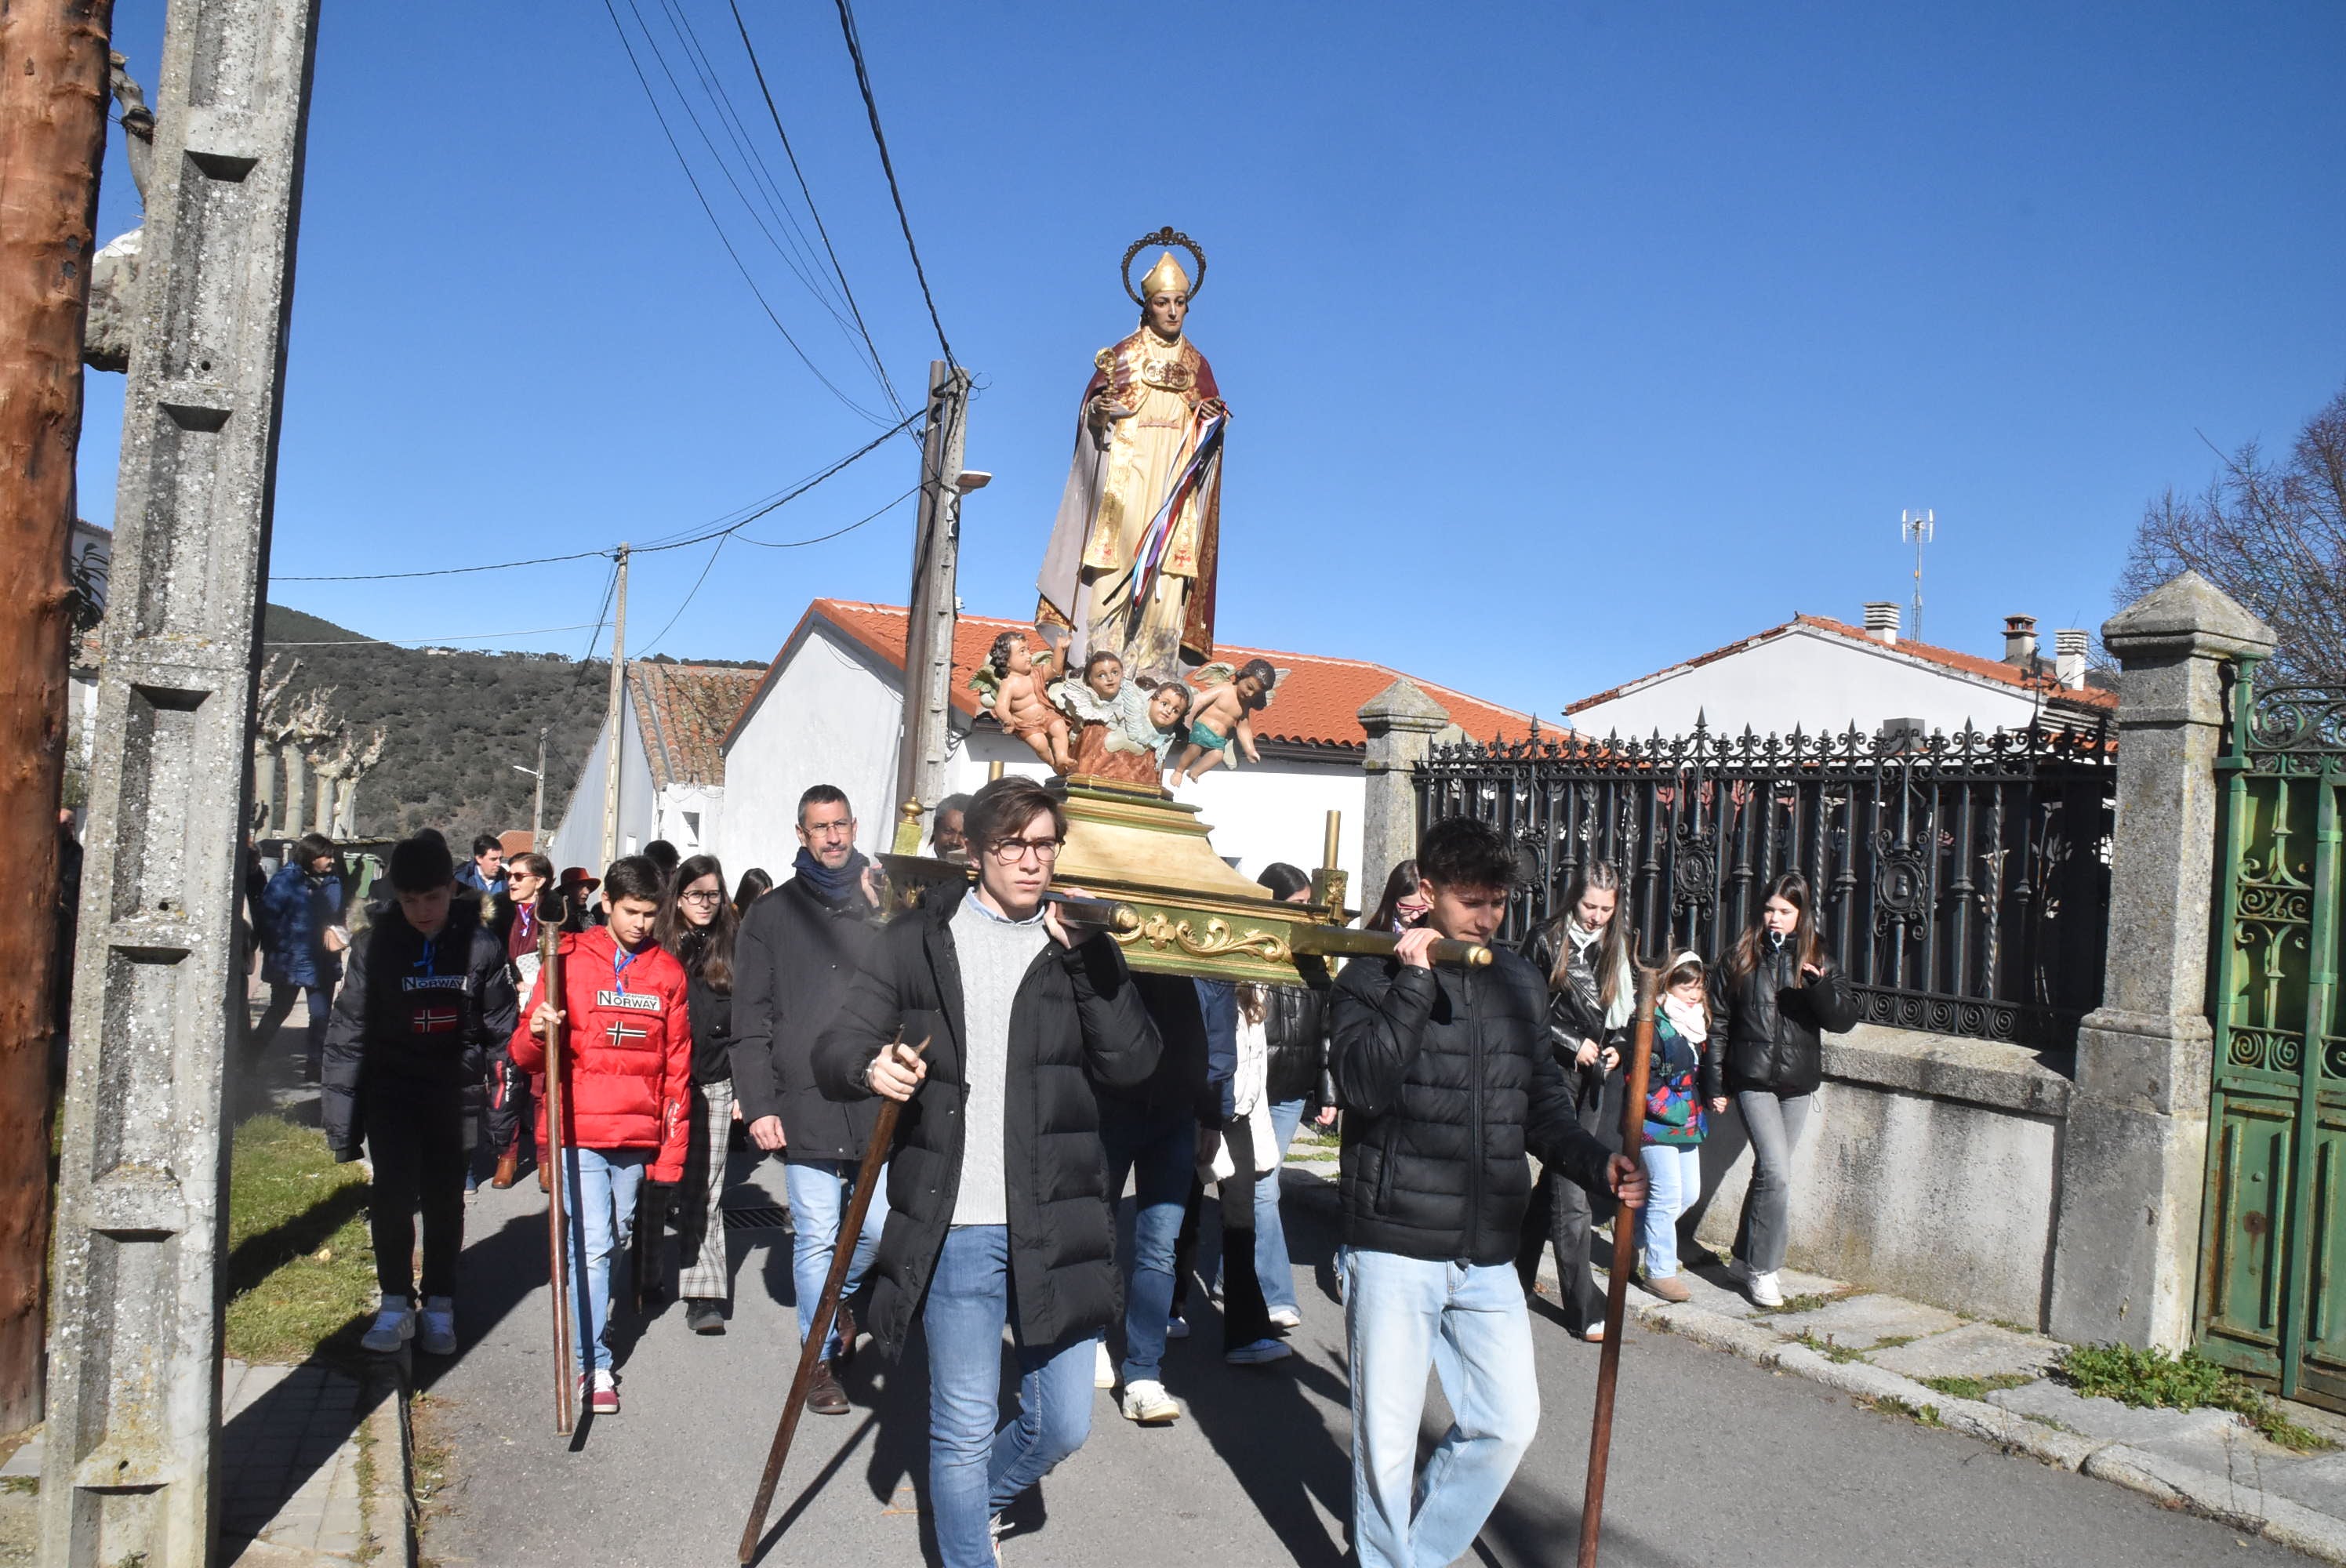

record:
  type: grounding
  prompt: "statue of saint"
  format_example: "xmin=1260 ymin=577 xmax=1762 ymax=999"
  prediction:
xmin=1035 ymin=228 xmax=1227 ymax=682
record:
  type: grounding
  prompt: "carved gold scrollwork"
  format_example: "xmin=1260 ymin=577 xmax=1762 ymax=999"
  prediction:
xmin=1116 ymin=910 xmax=1291 ymax=965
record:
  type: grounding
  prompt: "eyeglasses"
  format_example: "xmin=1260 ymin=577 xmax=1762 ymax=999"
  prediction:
xmin=678 ymin=889 xmax=724 ymax=906
xmin=803 ymin=821 xmax=855 ymax=839
xmin=986 ymin=837 xmax=1064 ymax=866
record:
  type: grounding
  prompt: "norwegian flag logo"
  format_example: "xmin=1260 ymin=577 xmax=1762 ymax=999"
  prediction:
xmin=412 ymin=1006 xmax=460 ymax=1036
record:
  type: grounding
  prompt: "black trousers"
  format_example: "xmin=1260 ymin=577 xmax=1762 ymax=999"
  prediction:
xmin=1516 ymin=1072 xmax=1616 ymax=1334
xmin=365 ymin=1091 xmax=468 ymax=1301
xmin=1168 ymin=1130 xmax=1275 ymax=1350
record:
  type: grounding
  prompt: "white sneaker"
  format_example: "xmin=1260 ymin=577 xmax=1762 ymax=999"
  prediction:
xmin=1095 ymin=1341 xmax=1115 ymax=1389
xmin=360 ymin=1298 xmax=414 ymax=1354
xmin=1747 ymin=1269 xmax=1785 ymax=1308
xmin=418 ymin=1296 xmax=456 ymax=1356
xmin=1120 ymin=1378 xmax=1180 ymax=1425
xmin=1266 ymin=1305 xmax=1302 ymax=1330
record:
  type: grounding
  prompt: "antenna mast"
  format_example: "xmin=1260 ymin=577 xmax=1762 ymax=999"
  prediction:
xmin=1901 ymin=509 xmax=1934 ymax=644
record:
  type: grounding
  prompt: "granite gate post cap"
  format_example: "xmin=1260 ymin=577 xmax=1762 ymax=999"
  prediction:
xmin=2101 ymin=570 xmax=2275 ymax=662
xmin=1360 ymin=677 xmax=1453 ymax=734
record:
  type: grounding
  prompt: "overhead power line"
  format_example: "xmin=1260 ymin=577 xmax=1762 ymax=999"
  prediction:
xmin=264 ymin=622 xmax=602 ymax=648
xmin=831 ymin=0 xmax=957 ymax=368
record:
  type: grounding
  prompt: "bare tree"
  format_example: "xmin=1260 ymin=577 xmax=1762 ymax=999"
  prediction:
xmin=2121 ymin=386 xmax=2346 ymax=684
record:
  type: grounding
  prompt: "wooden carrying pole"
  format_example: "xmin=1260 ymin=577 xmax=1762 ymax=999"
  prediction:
xmin=738 ymin=1038 xmax=928 ymax=1563
xmin=0 ymin=0 xmax=112 ymax=1436
xmin=538 ymin=909 xmax=576 ymax=1434
xmin=1578 ymin=968 xmax=1656 ymax=1568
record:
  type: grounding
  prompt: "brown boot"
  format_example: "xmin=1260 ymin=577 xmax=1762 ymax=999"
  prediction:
xmin=1643 ymin=1272 xmax=1692 ymax=1304
xmin=805 ymin=1360 xmax=850 ymax=1416
xmin=492 ymin=1151 xmax=519 ymax=1189
xmin=536 ymin=1163 xmax=551 ymax=1195
xmin=833 ymin=1304 xmax=859 ymax=1368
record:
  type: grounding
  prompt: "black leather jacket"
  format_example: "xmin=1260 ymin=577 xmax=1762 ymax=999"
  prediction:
xmin=1521 ymin=921 xmax=1629 ymax=1110
xmin=1710 ymin=935 xmax=1859 ymax=1096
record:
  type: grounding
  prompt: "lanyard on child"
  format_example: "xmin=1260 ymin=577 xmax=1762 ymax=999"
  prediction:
xmin=612 ymin=943 xmax=637 ymax=995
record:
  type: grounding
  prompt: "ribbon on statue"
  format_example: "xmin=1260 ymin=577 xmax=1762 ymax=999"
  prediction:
xmin=1106 ymin=410 xmax=1226 ymax=615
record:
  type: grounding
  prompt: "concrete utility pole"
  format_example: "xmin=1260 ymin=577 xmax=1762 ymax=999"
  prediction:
xmin=0 ymin=0 xmax=116 ymax=1437
xmin=518 ymin=725 xmax=549 ymax=844
xmin=893 ymin=361 xmax=972 ymax=848
xmin=44 ymin=1 xmax=321 ymax=1563
xmin=600 ymin=545 xmax=630 ymax=869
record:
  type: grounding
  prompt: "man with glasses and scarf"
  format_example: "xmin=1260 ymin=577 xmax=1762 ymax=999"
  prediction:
xmin=730 ymin=784 xmax=889 ymax=1414
xmin=817 ymin=775 xmax=1161 ymax=1566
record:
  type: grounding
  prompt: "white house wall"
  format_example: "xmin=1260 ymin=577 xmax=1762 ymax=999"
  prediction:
xmin=546 ymin=695 xmax=658 ymax=875
xmin=1570 ymin=629 xmax=2045 ymax=741
xmin=722 ymin=627 xmax=906 ymax=881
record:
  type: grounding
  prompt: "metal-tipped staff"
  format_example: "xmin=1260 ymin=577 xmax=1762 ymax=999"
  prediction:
xmin=737 ymin=1036 xmax=929 ymax=1563
xmin=1578 ymin=967 xmax=1657 ymax=1567
xmin=537 ymin=899 xmax=576 ymax=1435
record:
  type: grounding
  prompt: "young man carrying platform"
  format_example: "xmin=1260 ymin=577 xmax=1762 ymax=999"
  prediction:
xmin=815 ymin=775 xmax=1162 ymax=1568
xmin=1331 ymin=817 xmax=1648 ymax=1568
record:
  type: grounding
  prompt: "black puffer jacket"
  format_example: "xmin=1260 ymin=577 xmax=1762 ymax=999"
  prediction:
xmin=730 ymin=877 xmax=881 ymax=1159
xmin=1710 ymin=935 xmax=1859 ymax=1096
xmin=1262 ymin=955 xmax=1333 ymax=1107
xmin=1521 ymin=921 xmax=1631 ymax=1111
xmin=1331 ymin=947 xmax=1612 ymax=1265
xmin=321 ymin=899 xmax=515 ymax=1160
xmin=813 ymin=897 xmax=1163 ymax=1360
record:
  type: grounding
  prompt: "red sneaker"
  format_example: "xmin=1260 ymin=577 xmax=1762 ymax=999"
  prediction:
xmin=584 ymin=1370 xmax=619 ymax=1414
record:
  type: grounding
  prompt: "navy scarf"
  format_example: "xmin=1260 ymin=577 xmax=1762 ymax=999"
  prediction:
xmin=794 ymin=845 xmax=870 ymax=908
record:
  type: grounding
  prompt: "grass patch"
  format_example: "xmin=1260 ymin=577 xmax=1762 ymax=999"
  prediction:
xmin=1865 ymin=1396 xmax=1943 ymax=1427
xmin=225 ymin=1113 xmax=379 ymax=1364
xmin=1758 ymin=1291 xmax=1840 ymax=1316
xmin=1919 ymin=1372 xmax=2036 ymax=1402
xmin=1870 ymin=1334 xmax=1919 ymax=1353
xmin=2057 ymin=1343 xmax=2333 ymax=1454
xmin=1796 ymin=1331 xmax=1869 ymax=1364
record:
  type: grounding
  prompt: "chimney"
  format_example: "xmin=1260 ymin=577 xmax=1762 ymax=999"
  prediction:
xmin=1862 ymin=602 xmax=1901 ymax=645
xmin=2003 ymin=614 xmax=2039 ymax=667
xmin=2054 ymin=629 xmax=2088 ymax=691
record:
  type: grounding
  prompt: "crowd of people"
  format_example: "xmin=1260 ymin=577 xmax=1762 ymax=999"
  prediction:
xmin=254 ymin=778 xmax=1855 ymax=1566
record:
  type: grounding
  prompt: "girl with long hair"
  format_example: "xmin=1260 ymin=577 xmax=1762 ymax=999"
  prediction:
xmin=732 ymin=866 xmax=773 ymax=918
xmin=1712 ymin=872 xmax=1857 ymax=1306
xmin=485 ymin=851 xmax=555 ymax=1189
xmin=1364 ymin=860 xmax=1426 ymax=936
xmin=659 ymin=854 xmax=741 ymax=1335
xmin=1516 ymin=859 xmax=1634 ymax=1341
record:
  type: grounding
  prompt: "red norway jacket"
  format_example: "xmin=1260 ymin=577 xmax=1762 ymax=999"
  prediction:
xmin=509 ymin=925 xmax=692 ymax=1182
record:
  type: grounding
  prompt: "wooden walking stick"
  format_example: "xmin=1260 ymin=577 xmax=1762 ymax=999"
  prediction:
xmin=1578 ymin=967 xmax=1657 ymax=1568
xmin=737 ymin=1036 xmax=928 ymax=1564
xmin=537 ymin=904 xmax=576 ymax=1436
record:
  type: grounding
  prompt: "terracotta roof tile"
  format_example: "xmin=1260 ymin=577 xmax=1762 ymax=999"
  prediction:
xmin=758 ymin=600 xmax=1534 ymax=751
xmin=1566 ymin=615 xmax=2116 ymax=718
xmin=628 ymin=662 xmax=764 ymax=789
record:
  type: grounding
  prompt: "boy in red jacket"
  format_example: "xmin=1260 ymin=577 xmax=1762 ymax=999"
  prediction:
xmin=510 ymin=855 xmax=692 ymax=1414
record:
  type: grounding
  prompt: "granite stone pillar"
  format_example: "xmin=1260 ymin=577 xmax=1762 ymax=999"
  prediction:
xmin=2047 ymin=571 xmax=2274 ymax=1348
xmin=1359 ymin=679 xmax=1451 ymax=915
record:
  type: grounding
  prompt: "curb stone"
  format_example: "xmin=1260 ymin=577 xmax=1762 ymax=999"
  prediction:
xmin=361 ymin=1361 xmax=416 ymax=1568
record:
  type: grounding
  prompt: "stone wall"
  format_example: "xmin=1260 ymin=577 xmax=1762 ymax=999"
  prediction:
xmin=1690 ymin=1024 xmax=2074 ymax=1327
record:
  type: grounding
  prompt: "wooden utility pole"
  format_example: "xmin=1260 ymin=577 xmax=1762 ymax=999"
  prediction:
xmin=0 ymin=0 xmax=115 ymax=1436
xmin=892 ymin=361 xmax=971 ymax=850
xmin=600 ymin=546 xmax=630 ymax=869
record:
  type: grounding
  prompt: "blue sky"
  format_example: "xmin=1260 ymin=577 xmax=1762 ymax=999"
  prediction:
xmin=80 ymin=1 xmax=2346 ymax=723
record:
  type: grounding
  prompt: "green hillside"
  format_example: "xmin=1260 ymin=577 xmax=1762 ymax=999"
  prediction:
xmin=257 ymin=605 xmax=757 ymax=847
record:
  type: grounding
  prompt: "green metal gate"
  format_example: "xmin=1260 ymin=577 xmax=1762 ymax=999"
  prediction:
xmin=2198 ymin=662 xmax=2346 ymax=1409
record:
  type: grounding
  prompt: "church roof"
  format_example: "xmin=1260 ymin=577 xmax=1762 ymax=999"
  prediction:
xmin=721 ymin=600 xmax=1535 ymax=754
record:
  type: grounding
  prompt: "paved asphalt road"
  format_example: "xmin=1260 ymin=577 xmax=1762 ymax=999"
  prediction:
xmin=419 ymin=1156 xmax=2304 ymax=1568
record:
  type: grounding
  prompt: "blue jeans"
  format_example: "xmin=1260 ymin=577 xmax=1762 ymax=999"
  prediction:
xmin=925 ymin=1225 xmax=1095 ymax=1568
xmin=1252 ymin=1098 xmax=1308 ymax=1314
xmin=1639 ymin=1142 xmax=1704 ymax=1278
xmin=1099 ymin=1097 xmax=1195 ymax=1384
xmin=785 ymin=1156 xmax=888 ymax=1358
xmin=1345 ymin=1247 xmax=1541 ymax=1568
xmin=563 ymin=1146 xmax=648 ymax=1375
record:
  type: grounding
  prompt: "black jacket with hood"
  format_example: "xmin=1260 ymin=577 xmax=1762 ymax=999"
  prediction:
xmin=1709 ymin=933 xmax=1859 ymax=1096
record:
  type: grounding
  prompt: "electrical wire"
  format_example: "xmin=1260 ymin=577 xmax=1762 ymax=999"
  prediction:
xmin=726 ymin=0 xmax=906 ymax=418
xmin=602 ymin=0 xmax=892 ymax=424
xmin=276 ymin=547 xmax=615 ymax=583
xmin=634 ymin=535 xmax=728 ymax=656
xmin=831 ymin=0 xmax=957 ymax=368
xmin=265 ymin=622 xmax=602 ymax=648
xmin=733 ymin=484 xmax=914 ymax=547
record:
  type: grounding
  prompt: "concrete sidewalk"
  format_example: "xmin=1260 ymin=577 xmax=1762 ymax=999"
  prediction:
xmin=0 ymin=1356 xmax=410 ymax=1567
xmin=1282 ymin=1152 xmax=2346 ymax=1563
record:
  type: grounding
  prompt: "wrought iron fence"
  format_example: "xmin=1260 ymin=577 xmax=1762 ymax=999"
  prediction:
xmin=1415 ymin=719 xmax=2118 ymax=1047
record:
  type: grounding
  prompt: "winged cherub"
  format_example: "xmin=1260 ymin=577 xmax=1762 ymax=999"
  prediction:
xmin=1175 ymin=658 xmax=1281 ymax=782
xmin=971 ymin=632 xmax=1073 ymax=773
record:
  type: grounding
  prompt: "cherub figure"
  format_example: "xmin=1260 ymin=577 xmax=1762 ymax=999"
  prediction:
xmin=1175 ymin=658 xmax=1280 ymax=782
xmin=971 ymin=632 xmax=1073 ymax=773
xmin=1138 ymin=679 xmax=1193 ymax=786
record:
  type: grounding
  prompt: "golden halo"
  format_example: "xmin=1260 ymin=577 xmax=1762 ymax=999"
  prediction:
xmin=1120 ymin=227 xmax=1208 ymax=305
